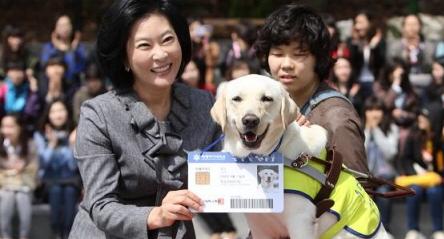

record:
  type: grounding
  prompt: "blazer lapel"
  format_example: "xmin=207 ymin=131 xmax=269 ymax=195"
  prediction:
xmin=114 ymin=86 xmax=192 ymax=239
xmin=115 ymin=86 xmax=190 ymax=175
xmin=168 ymin=83 xmax=190 ymax=133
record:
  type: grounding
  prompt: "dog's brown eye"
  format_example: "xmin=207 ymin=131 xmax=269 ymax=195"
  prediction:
xmin=261 ymin=96 xmax=273 ymax=102
xmin=232 ymin=96 xmax=242 ymax=102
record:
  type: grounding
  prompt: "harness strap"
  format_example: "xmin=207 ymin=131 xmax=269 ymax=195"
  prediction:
xmin=286 ymin=148 xmax=343 ymax=218
xmin=284 ymin=156 xmax=328 ymax=185
xmin=313 ymin=149 xmax=343 ymax=217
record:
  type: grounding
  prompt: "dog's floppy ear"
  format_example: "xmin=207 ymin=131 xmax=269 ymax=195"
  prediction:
xmin=211 ymin=85 xmax=227 ymax=130
xmin=280 ymin=90 xmax=299 ymax=128
xmin=258 ymin=170 xmax=265 ymax=178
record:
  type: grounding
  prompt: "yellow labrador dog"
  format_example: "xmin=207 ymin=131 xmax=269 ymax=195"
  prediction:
xmin=211 ymin=74 xmax=387 ymax=239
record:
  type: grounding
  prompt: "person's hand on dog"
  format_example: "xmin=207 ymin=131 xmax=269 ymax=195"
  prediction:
xmin=296 ymin=112 xmax=310 ymax=126
xmin=147 ymin=190 xmax=204 ymax=229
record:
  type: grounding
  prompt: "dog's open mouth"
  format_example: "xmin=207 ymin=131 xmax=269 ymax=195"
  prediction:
xmin=238 ymin=124 xmax=269 ymax=149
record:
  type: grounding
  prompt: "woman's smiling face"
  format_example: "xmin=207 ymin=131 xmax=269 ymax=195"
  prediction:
xmin=126 ymin=13 xmax=182 ymax=90
xmin=49 ymin=101 xmax=68 ymax=129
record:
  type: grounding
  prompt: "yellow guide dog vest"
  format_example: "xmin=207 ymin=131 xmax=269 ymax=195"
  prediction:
xmin=284 ymin=150 xmax=382 ymax=238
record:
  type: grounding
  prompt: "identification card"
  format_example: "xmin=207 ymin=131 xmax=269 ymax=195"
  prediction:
xmin=188 ymin=151 xmax=284 ymax=213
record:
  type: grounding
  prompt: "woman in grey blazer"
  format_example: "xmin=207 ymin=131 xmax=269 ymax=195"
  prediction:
xmin=68 ymin=1 xmax=220 ymax=238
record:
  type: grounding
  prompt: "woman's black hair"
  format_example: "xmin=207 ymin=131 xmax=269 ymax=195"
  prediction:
xmin=378 ymin=57 xmax=414 ymax=95
xmin=4 ymin=60 xmax=26 ymax=72
xmin=96 ymin=0 xmax=191 ymax=90
xmin=353 ymin=10 xmax=379 ymax=42
xmin=321 ymin=13 xmax=340 ymax=52
xmin=45 ymin=55 xmax=68 ymax=72
xmin=0 ymin=113 xmax=30 ymax=159
xmin=38 ymin=98 xmax=73 ymax=133
xmin=254 ymin=4 xmax=334 ymax=81
xmin=225 ymin=58 xmax=252 ymax=81
xmin=85 ymin=61 xmax=104 ymax=80
xmin=177 ymin=59 xmax=204 ymax=87
xmin=363 ymin=96 xmax=392 ymax=135
xmin=330 ymin=57 xmax=356 ymax=90
xmin=401 ymin=14 xmax=424 ymax=41
xmin=232 ymin=20 xmax=257 ymax=47
xmin=1 ymin=25 xmax=26 ymax=70
xmin=52 ymin=14 xmax=76 ymax=42
xmin=43 ymin=56 xmax=68 ymax=95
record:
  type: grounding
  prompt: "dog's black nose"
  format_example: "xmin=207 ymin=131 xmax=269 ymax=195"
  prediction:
xmin=242 ymin=114 xmax=260 ymax=128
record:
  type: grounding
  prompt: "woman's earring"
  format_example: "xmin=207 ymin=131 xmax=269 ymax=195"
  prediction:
xmin=125 ymin=66 xmax=130 ymax=72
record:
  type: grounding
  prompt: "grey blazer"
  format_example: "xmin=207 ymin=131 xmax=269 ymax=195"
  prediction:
xmin=69 ymin=83 xmax=220 ymax=239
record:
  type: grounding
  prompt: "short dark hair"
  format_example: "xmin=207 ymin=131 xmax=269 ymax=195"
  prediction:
xmin=96 ymin=0 xmax=191 ymax=90
xmin=45 ymin=56 xmax=67 ymax=72
xmin=5 ymin=60 xmax=26 ymax=72
xmin=85 ymin=62 xmax=104 ymax=81
xmin=254 ymin=4 xmax=333 ymax=81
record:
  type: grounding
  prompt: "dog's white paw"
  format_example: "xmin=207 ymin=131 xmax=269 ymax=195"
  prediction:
xmin=300 ymin=124 xmax=328 ymax=157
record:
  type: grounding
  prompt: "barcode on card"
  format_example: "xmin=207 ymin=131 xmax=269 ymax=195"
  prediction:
xmin=230 ymin=198 xmax=273 ymax=209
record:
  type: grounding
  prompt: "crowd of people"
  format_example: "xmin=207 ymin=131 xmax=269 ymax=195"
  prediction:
xmin=0 ymin=14 xmax=104 ymax=239
xmin=1 ymin=4 xmax=444 ymax=239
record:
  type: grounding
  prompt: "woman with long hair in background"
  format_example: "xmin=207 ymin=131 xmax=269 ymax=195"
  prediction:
xmin=33 ymin=99 xmax=79 ymax=239
xmin=0 ymin=113 xmax=38 ymax=239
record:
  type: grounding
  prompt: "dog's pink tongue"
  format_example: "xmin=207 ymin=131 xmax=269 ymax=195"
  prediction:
xmin=244 ymin=133 xmax=258 ymax=142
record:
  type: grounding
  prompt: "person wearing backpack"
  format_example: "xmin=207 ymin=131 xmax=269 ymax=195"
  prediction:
xmin=254 ymin=4 xmax=369 ymax=173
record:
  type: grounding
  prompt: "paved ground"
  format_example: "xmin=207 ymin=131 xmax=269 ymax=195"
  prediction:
xmin=23 ymin=201 xmax=439 ymax=239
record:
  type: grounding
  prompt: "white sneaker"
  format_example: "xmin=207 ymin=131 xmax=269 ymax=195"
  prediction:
xmin=432 ymin=231 xmax=444 ymax=239
xmin=405 ymin=230 xmax=426 ymax=239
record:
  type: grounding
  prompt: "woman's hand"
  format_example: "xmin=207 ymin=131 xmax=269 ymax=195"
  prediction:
xmin=71 ymin=31 xmax=82 ymax=50
xmin=27 ymin=74 xmax=38 ymax=93
xmin=147 ymin=190 xmax=203 ymax=230
xmin=69 ymin=129 xmax=77 ymax=148
xmin=51 ymin=31 xmax=70 ymax=51
xmin=392 ymin=108 xmax=405 ymax=120
xmin=349 ymin=83 xmax=361 ymax=97
xmin=369 ymin=29 xmax=382 ymax=48
xmin=11 ymin=159 xmax=25 ymax=172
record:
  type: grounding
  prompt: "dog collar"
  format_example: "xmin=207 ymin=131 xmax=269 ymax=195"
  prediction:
xmin=270 ymin=136 xmax=284 ymax=155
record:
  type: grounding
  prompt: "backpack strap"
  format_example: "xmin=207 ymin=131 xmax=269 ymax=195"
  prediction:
xmin=300 ymin=89 xmax=352 ymax=116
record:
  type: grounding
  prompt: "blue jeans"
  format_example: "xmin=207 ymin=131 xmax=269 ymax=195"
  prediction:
xmin=48 ymin=184 xmax=80 ymax=238
xmin=406 ymin=185 xmax=443 ymax=232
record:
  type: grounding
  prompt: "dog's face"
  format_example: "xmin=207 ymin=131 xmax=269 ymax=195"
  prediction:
xmin=211 ymin=74 xmax=298 ymax=155
xmin=258 ymin=169 xmax=278 ymax=187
